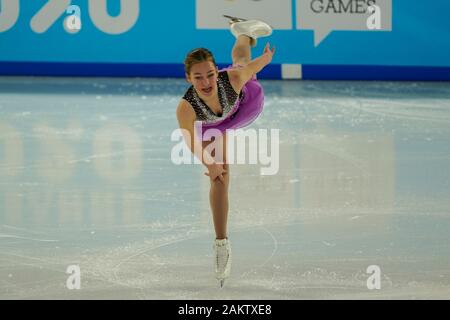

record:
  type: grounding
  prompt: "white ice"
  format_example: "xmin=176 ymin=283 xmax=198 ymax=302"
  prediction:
xmin=0 ymin=77 xmax=449 ymax=299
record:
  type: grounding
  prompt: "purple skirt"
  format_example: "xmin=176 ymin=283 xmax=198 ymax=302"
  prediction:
xmin=195 ymin=65 xmax=264 ymax=141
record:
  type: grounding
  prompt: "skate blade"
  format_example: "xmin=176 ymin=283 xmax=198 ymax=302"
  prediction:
xmin=223 ymin=15 xmax=247 ymax=23
xmin=220 ymin=279 xmax=225 ymax=288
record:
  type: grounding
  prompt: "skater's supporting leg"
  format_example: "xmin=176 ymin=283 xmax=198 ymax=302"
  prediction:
xmin=203 ymin=134 xmax=230 ymax=240
xmin=210 ymin=161 xmax=229 ymax=239
xmin=232 ymin=35 xmax=252 ymax=66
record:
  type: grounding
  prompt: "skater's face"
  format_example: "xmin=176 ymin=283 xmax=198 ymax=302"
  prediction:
xmin=187 ymin=61 xmax=218 ymax=99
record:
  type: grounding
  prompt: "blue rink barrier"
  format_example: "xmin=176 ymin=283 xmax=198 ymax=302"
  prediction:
xmin=0 ymin=62 xmax=449 ymax=81
xmin=302 ymin=65 xmax=450 ymax=81
xmin=0 ymin=62 xmax=281 ymax=79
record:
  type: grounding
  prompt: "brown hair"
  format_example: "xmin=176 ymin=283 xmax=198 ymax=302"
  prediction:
xmin=184 ymin=48 xmax=216 ymax=74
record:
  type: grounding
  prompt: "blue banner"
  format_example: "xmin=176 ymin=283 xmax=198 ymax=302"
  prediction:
xmin=0 ymin=0 xmax=449 ymax=78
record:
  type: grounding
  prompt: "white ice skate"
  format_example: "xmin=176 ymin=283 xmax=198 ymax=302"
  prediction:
xmin=224 ymin=15 xmax=273 ymax=47
xmin=214 ymin=238 xmax=232 ymax=288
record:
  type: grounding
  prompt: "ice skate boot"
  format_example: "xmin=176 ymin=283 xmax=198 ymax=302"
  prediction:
xmin=224 ymin=15 xmax=273 ymax=47
xmin=214 ymin=238 xmax=232 ymax=288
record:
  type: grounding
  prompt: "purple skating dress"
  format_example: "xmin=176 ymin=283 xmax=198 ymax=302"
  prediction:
xmin=182 ymin=65 xmax=264 ymax=141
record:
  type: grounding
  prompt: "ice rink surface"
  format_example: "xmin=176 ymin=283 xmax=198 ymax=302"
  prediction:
xmin=0 ymin=77 xmax=449 ymax=299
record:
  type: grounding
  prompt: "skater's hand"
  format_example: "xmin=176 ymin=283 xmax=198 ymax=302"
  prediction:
xmin=205 ymin=163 xmax=227 ymax=183
xmin=263 ymin=43 xmax=276 ymax=64
xmin=232 ymin=43 xmax=276 ymax=89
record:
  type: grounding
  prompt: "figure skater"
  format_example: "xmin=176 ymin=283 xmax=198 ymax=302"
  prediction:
xmin=176 ymin=16 xmax=275 ymax=287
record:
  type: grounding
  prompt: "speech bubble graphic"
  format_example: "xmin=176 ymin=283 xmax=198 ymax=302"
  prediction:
xmin=297 ymin=0 xmax=392 ymax=46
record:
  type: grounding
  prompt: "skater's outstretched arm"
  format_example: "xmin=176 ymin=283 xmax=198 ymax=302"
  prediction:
xmin=176 ymin=100 xmax=227 ymax=183
xmin=176 ymin=101 xmax=212 ymax=165
xmin=230 ymin=43 xmax=275 ymax=89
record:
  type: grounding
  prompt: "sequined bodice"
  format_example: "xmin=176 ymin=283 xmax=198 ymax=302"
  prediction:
xmin=182 ymin=71 xmax=243 ymax=124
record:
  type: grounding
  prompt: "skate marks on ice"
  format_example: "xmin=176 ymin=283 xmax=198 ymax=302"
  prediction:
xmin=0 ymin=221 xmax=210 ymax=299
xmin=1 ymin=216 xmax=287 ymax=299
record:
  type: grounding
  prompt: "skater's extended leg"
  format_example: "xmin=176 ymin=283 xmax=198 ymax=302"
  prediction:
xmin=232 ymin=35 xmax=252 ymax=66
